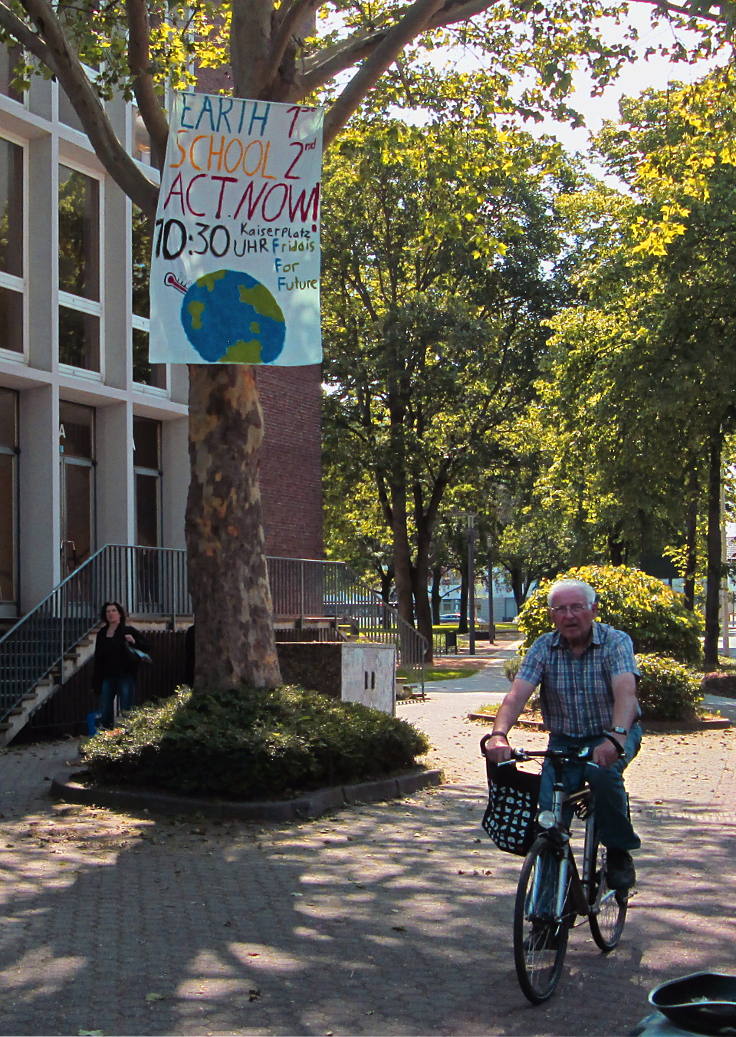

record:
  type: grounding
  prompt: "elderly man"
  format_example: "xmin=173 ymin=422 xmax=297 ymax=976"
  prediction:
xmin=484 ymin=578 xmax=642 ymax=890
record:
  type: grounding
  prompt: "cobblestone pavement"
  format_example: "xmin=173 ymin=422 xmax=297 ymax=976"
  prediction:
xmin=1 ymin=644 xmax=735 ymax=1037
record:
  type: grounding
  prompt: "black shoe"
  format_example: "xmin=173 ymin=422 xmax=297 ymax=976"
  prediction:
xmin=606 ymin=848 xmax=636 ymax=890
xmin=524 ymin=923 xmax=560 ymax=952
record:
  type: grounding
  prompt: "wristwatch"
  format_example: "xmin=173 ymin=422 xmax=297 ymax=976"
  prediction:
xmin=611 ymin=725 xmax=628 ymax=736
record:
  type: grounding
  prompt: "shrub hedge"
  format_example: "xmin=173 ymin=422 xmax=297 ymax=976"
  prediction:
xmin=635 ymin=653 xmax=703 ymax=721
xmin=81 ymin=685 xmax=429 ymax=800
xmin=518 ymin=565 xmax=702 ymax=665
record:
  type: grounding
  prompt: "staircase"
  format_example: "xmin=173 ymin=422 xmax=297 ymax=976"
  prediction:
xmin=0 ymin=546 xmax=426 ymax=745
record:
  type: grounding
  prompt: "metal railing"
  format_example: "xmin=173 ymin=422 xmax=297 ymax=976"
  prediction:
xmin=268 ymin=556 xmax=427 ymax=690
xmin=0 ymin=544 xmax=191 ymax=720
xmin=0 ymin=547 xmax=426 ymax=722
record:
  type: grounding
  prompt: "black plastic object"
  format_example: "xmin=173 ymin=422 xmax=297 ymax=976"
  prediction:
xmin=648 ymin=972 xmax=736 ymax=1035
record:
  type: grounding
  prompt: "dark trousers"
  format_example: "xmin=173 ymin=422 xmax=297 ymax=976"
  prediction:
xmin=538 ymin=724 xmax=642 ymax=851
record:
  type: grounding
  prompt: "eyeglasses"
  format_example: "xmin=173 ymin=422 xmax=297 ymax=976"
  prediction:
xmin=549 ymin=603 xmax=590 ymax=615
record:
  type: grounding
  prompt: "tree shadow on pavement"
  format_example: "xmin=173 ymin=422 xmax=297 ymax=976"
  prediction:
xmin=0 ymin=754 xmax=734 ymax=1037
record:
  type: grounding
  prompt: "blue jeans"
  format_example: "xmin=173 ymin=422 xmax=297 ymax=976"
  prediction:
xmin=539 ymin=724 xmax=642 ymax=851
xmin=99 ymin=675 xmax=136 ymax=729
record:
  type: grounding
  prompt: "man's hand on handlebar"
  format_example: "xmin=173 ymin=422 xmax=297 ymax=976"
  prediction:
xmin=592 ymin=739 xmax=621 ymax=768
xmin=483 ymin=733 xmax=514 ymax=763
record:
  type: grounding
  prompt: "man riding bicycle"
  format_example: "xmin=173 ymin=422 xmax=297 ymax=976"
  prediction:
xmin=484 ymin=578 xmax=642 ymax=891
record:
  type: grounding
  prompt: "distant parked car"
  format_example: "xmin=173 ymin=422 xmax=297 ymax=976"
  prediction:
xmin=440 ymin=612 xmax=463 ymax=623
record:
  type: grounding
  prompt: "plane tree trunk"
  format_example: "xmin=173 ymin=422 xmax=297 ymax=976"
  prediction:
xmin=186 ymin=365 xmax=281 ymax=688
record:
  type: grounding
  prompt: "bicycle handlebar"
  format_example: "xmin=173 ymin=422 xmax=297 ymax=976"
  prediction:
xmin=480 ymin=734 xmax=594 ymax=763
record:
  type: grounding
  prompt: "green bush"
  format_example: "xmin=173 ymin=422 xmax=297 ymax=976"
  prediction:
xmin=635 ymin=653 xmax=703 ymax=721
xmin=518 ymin=565 xmax=702 ymax=665
xmin=81 ymin=685 xmax=429 ymax=800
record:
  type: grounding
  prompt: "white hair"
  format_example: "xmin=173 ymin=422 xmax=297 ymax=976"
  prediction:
xmin=547 ymin=579 xmax=596 ymax=607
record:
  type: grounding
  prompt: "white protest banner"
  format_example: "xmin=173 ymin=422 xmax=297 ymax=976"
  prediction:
xmin=149 ymin=93 xmax=323 ymax=365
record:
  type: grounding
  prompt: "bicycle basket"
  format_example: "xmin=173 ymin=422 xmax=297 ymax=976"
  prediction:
xmin=482 ymin=761 xmax=540 ymax=857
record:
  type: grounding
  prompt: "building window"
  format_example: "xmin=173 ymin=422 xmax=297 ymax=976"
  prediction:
xmin=0 ymin=136 xmax=23 ymax=354
xmin=58 ymin=164 xmax=101 ymax=371
xmin=133 ymin=416 xmax=161 ymax=548
xmin=0 ymin=46 xmax=24 ymax=103
xmin=132 ymin=206 xmax=166 ymax=389
xmin=0 ymin=285 xmax=23 ymax=354
xmin=0 ymin=387 xmax=18 ymax=605
xmin=59 ymin=165 xmax=99 ymax=300
xmin=59 ymin=304 xmax=100 ymax=371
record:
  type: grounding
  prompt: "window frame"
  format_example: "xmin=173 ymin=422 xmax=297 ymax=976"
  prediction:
xmin=0 ymin=129 xmax=26 ymax=362
xmin=57 ymin=155 xmax=104 ymax=377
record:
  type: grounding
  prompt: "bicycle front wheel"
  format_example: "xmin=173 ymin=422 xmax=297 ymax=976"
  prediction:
xmin=588 ymin=838 xmax=627 ymax=952
xmin=513 ymin=839 xmax=570 ymax=1004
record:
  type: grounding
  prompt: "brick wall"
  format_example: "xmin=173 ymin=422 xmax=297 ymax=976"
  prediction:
xmin=259 ymin=366 xmax=323 ymax=559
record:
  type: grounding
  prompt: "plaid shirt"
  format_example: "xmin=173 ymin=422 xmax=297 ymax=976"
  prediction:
xmin=516 ymin=622 xmax=639 ymax=737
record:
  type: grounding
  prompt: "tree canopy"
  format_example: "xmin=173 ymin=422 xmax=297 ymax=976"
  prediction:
xmin=321 ymin=112 xmax=574 ymax=650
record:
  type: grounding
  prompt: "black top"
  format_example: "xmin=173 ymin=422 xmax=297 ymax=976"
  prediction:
xmin=93 ymin=624 xmax=150 ymax=691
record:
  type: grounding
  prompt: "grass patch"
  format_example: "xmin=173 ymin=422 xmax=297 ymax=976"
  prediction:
xmin=398 ymin=664 xmax=481 ymax=682
xmin=81 ymin=684 xmax=429 ymax=801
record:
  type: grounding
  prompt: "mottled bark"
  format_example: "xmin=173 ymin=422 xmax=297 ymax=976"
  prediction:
xmin=186 ymin=365 xmax=281 ymax=688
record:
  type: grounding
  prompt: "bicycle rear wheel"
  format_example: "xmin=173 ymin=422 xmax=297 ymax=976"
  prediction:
xmin=588 ymin=838 xmax=627 ymax=951
xmin=513 ymin=839 xmax=570 ymax=1004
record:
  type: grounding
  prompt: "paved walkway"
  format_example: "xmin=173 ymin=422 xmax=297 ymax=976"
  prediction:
xmin=0 ymin=641 xmax=735 ymax=1036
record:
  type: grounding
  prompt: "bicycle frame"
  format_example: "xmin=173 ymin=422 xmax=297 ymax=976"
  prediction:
xmin=536 ymin=760 xmax=598 ymax=924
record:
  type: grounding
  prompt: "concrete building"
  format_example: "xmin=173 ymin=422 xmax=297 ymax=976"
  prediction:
xmin=0 ymin=53 xmax=323 ymax=624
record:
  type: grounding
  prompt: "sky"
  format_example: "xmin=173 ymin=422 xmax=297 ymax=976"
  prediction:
xmin=531 ymin=4 xmax=724 ymax=154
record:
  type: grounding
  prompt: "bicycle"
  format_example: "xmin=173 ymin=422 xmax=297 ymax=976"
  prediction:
xmin=480 ymin=735 xmax=629 ymax=1004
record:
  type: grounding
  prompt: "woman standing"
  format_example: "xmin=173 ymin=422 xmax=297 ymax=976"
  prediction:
xmin=93 ymin=601 xmax=150 ymax=729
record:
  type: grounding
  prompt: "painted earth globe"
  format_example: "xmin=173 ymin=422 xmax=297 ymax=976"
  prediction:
xmin=180 ymin=269 xmax=286 ymax=363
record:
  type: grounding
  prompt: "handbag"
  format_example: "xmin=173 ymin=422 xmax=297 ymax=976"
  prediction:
xmin=126 ymin=644 xmax=152 ymax=665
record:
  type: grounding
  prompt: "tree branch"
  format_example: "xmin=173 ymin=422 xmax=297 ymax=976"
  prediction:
xmin=126 ymin=0 xmax=170 ymax=170
xmin=322 ymin=0 xmax=450 ymax=145
xmin=301 ymin=0 xmax=496 ymax=99
xmin=271 ymin=0 xmax=320 ymax=73
xmin=630 ymin=0 xmax=723 ymax=24
xmin=0 ymin=1 xmax=52 ymax=66
xmin=17 ymin=0 xmax=159 ymax=215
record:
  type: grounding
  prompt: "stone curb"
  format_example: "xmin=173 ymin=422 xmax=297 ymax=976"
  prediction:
xmin=50 ymin=767 xmax=444 ymax=821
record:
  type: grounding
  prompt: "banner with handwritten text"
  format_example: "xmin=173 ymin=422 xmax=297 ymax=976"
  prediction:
xmin=149 ymin=93 xmax=323 ymax=365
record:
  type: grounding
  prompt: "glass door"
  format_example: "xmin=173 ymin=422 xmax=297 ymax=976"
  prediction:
xmin=133 ymin=417 xmax=161 ymax=611
xmin=60 ymin=459 xmax=93 ymax=575
xmin=59 ymin=402 xmax=95 ymax=576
